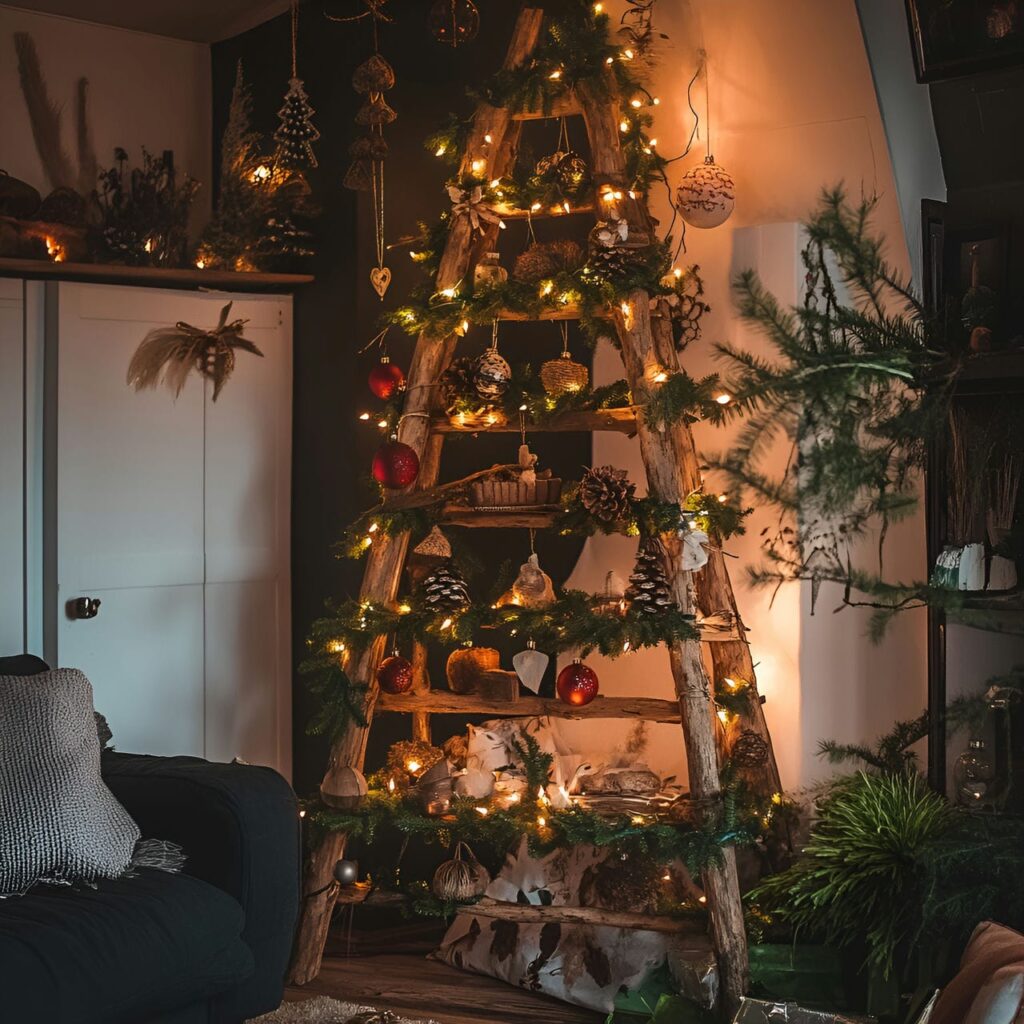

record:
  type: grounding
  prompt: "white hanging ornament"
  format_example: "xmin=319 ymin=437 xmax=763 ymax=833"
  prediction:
xmin=512 ymin=639 xmax=549 ymax=694
xmin=675 ymin=155 xmax=735 ymax=229
xmin=473 ymin=320 xmax=511 ymax=399
xmin=678 ymin=517 xmax=710 ymax=571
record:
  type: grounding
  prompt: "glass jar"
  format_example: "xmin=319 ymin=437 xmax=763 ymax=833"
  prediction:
xmin=473 ymin=252 xmax=507 ymax=288
xmin=954 ymin=739 xmax=995 ymax=806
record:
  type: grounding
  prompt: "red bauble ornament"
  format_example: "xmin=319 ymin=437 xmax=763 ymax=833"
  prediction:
xmin=368 ymin=357 xmax=405 ymax=400
xmin=377 ymin=654 xmax=414 ymax=694
xmin=556 ymin=659 xmax=599 ymax=707
xmin=372 ymin=440 xmax=419 ymax=488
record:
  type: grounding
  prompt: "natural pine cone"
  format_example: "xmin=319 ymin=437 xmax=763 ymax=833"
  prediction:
xmin=579 ymin=465 xmax=635 ymax=523
xmin=420 ymin=559 xmax=471 ymax=611
xmin=626 ymin=539 xmax=678 ymax=615
xmin=730 ymin=730 xmax=769 ymax=769
xmin=440 ymin=357 xmax=477 ymax=413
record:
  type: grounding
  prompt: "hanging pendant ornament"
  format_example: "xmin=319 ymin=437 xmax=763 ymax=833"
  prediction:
xmin=675 ymin=155 xmax=735 ymax=229
xmin=556 ymin=659 xmax=599 ymax=707
xmin=513 ymin=639 xmax=549 ymax=694
xmin=541 ymin=322 xmax=589 ymax=396
xmin=473 ymin=320 xmax=511 ymax=400
xmin=534 ymin=119 xmax=589 ymax=201
xmin=352 ymin=53 xmax=396 ymax=93
xmin=498 ymin=552 xmax=555 ymax=609
xmin=368 ymin=354 xmax=405 ymax=399
xmin=372 ymin=437 xmax=419 ymax=488
xmin=377 ymin=650 xmax=414 ymax=694
xmin=428 ymin=0 xmax=480 ymax=47
xmin=274 ymin=2 xmax=320 ymax=171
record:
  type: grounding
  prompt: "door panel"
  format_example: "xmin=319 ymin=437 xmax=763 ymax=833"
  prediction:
xmin=0 ymin=280 xmax=24 ymax=655
xmin=55 ymin=283 xmax=207 ymax=755
xmin=58 ymin=583 xmax=205 ymax=756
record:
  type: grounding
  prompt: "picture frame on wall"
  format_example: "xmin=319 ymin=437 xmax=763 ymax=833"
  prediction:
xmin=906 ymin=0 xmax=1024 ymax=82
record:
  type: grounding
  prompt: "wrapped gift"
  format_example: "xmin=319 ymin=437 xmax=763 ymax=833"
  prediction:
xmin=733 ymin=999 xmax=876 ymax=1024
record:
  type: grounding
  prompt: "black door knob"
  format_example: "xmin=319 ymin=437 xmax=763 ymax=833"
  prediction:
xmin=68 ymin=597 xmax=101 ymax=620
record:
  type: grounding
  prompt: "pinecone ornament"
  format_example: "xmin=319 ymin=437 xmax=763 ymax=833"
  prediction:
xmin=626 ymin=539 xmax=678 ymax=615
xmin=420 ymin=558 xmax=471 ymax=612
xmin=730 ymin=730 xmax=769 ymax=769
xmin=579 ymin=465 xmax=635 ymax=524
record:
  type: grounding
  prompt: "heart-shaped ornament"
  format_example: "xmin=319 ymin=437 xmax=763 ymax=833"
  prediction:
xmin=370 ymin=265 xmax=391 ymax=299
xmin=512 ymin=642 xmax=549 ymax=695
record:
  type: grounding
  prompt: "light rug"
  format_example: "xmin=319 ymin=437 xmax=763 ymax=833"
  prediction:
xmin=248 ymin=995 xmax=441 ymax=1024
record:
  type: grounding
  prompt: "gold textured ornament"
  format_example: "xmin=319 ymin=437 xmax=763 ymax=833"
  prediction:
xmin=540 ymin=322 xmax=588 ymax=396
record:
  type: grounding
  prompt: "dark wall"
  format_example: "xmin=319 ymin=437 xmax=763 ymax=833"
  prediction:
xmin=213 ymin=0 xmax=591 ymax=796
xmin=930 ymin=65 xmax=1024 ymax=342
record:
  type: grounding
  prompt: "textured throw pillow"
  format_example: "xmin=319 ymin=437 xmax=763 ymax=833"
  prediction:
xmin=932 ymin=921 xmax=1024 ymax=1024
xmin=0 ymin=667 xmax=140 ymax=895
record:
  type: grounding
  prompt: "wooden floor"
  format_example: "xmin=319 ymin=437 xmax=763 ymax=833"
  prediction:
xmin=287 ymin=951 xmax=602 ymax=1024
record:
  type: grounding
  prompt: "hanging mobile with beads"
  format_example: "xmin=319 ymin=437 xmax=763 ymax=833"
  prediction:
xmin=473 ymin=320 xmax=512 ymax=400
xmin=335 ymin=0 xmax=396 ymax=299
xmin=274 ymin=0 xmax=320 ymax=171
xmin=540 ymin=321 xmax=589 ymax=397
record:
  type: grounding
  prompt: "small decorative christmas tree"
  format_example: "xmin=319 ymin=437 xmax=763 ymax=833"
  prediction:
xmin=274 ymin=77 xmax=319 ymax=171
xmin=625 ymin=539 xmax=678 ymax=615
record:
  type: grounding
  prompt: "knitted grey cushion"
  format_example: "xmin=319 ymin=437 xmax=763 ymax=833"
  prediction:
xmin=0 ymin=667 xmax=140 ymax=895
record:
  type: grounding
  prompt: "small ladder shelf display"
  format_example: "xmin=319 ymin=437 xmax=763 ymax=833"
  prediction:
xmin=291 ymin=8 xmax=781 ymax=1015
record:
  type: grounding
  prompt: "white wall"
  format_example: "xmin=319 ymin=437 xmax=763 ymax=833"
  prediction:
xmin=0 ymin=5 xmax=211 ymax=222
xmin=560 ymin=0 xmax=931 ymax=790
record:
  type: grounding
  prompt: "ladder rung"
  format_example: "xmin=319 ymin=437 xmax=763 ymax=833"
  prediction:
xmin=432 ymin=408 xmax=637 ymax=435
xmin=497 ymin=202 xmax=595 ymax=220
xmin=376 ymin=692 xmax=681 ymax=722
xmin=510 ymin=96 xmax=583 ymax=121
xmin=441 ymin=505 xmax=558 ymax=528
xmin=497 ymin=304 xmax=598 ymax=322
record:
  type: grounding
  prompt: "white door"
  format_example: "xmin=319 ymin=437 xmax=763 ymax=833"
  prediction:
xmin=51 ymin=283 xmax=291 ymax=772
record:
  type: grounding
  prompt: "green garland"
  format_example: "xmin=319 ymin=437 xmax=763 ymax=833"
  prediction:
xmin=308 ymin=586 xmax=701 ymax=661
xmin=307 ymin=788 xmax=755 ymax=878
xmin=337 ymin=480 xmax=751 ymax=561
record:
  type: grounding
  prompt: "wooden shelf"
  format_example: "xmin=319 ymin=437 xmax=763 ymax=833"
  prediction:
xmin=441 ymin=505 xmax=560 ymax=528
xmin=510 ymin=96 xmax=583 ymax=121
xmin=957 ymin=590 xmax=1024 ymax=612
xmin=0 ymin=257 xmax=314 ymax=293
xmin=496 ymin=203 xmax=595 ymax=221
xmin=376 ymin=692 xmax=682 ymax=722
xmin=459 ymin=898 xmax=710 ymax=940
xmin=497 ymin=303 xmax=594 ymax=322
xmin=432 ymin=408 xmax=637 ymax=435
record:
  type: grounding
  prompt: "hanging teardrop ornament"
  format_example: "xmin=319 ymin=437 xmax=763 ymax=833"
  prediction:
xmin=513 ymin=639 xmax=549 ymax=695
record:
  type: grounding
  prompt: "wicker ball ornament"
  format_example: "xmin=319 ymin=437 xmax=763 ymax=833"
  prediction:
xmin=675 ymin=156 xmax=735 ymax=229
xmin=428 ymin=0 xmax=480 ymax=47
xmin=512 ymin=240 xmax=584 ymax=284
xmin=472 ymin=347 xmax=511 ymax=400
xmin=372 ymin=440 xmax=419 ymax=488
xmin=368 ymin=356 xmax=405 ymax=399
xmin=541 ymin=352 xmax=589 ymax=396
xmin=731 ymin=730 xmax=769 ymax=769
xmin=432 ymin=842 xmax=490 ymax=900
xmin=556 ymin=659 xmax=599 ymax=707
xmin=376 ymin=653 xmax=414 ymax=695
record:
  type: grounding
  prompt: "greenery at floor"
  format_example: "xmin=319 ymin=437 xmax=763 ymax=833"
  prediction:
xmin=745 ymin=666 xmax=1024 ymax=1024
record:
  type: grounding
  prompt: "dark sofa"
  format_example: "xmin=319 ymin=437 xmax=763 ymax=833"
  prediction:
xmin=0 ymin=655 xmax=301 ymax=1024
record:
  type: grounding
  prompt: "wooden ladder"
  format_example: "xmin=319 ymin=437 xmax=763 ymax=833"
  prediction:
xmin=290 ymin=8 xmax=780 ymax=1016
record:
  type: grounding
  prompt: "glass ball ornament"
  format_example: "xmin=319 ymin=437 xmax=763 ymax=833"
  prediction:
xmin=333 ymin=858 xmax=359 ymax=885
xmin=372 ymin=440 xmax=420 ymax=488
xmin=675 ymin=155 xmax=735 ymax=229
xmin=472 ymin=347 xmax=512 ymax=400
xmin=368 ymin=356 xmax=405 ymax=400
xmin=377 ymin=653 xmax=414 ymax=695
xmin=556 ymin=658 xmax=599 ymax=707
xmin=428 ymin=0 xmax=480 ymax=48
